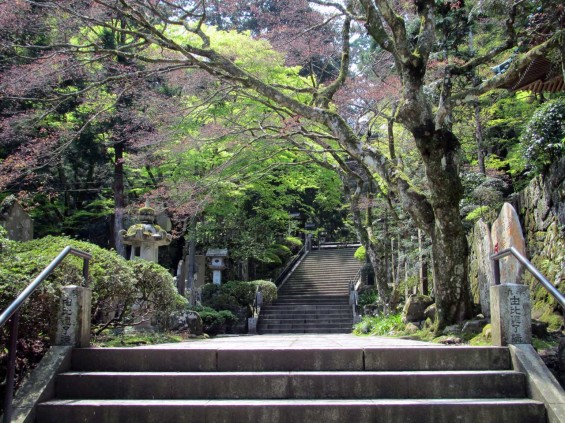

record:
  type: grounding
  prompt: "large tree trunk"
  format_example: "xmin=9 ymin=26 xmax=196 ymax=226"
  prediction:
xmin=345 ymin=181 xmax=391 ymax=305
xmin=412 ymin=128 xmax=473 ymax=327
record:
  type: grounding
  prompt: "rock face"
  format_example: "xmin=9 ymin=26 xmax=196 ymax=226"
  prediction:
xmin=491 ymin=203 xmax=527 ymax=284
xmin=169 ymin=311 xmax=204 ymax=335
xmin=512 ymin=157 xmax=565 ymax=328
xmin=468 ymin=157 xmax=565 ymax=329
xmin=471 ymin=219 xmax=494 ymax=317
xmin=402 ymin=295 xmax=434 ymax=323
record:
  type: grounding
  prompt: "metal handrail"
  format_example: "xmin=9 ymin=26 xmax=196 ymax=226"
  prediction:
xmin=274 ymin=246 xmax=306 ymax=287
xmin=491 ymin=246 xmax=565 ymax=309
xmin=349 ymin=266 xmax=363 ymax=320
xmin=0 ymin=246 xmax=92 ymax=423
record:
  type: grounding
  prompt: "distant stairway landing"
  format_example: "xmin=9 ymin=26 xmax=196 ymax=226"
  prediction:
xmin=258 ymin=247 xmax=361 ymax=334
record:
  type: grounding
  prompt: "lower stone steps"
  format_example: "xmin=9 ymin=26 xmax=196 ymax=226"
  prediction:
xmin=35 ymin=345 xmax=545 ymax=423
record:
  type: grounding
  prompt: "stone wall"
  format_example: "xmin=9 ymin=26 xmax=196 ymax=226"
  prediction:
xmin=469 ymin=157 xmax=565 ymax=328
xmin=512 ymin=157 xmax=565 ymax=328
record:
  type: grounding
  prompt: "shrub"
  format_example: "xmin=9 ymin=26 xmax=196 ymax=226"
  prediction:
xmin=189 ymin=306 xmax=237 ymax=335
xmin=358 ymin=287 xmax=378 ymax=307
xmin=354 ymin=246 xmax=366 ymax=262
xmin=521 ymin=98 xmax=565 ymax=173
xmin=283 ymin=236 xmax=303 ymax=253
xmin=353 ymin=313 xmax=404 ymax=336
xmin=201 ymin=280 xmax=277 ymax=315
xmin=0 ymin=234 xmax=183 ymax=402
xmin=0 ymin=235 xmax=182 ymax=334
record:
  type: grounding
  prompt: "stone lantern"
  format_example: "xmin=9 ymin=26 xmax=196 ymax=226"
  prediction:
xmin=206 ymin=248 xmax=228 ymax=285
xmin=119 ymin=202 xmax=172 ymax=262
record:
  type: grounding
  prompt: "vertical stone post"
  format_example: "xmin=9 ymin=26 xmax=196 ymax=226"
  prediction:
xmin=490 ymin=283 xmax=531 ymax=346
xmin=54 ymin=285 xmax=91 ymax=348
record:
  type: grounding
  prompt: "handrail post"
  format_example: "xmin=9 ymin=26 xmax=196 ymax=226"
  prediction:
xmin=3 ymin=310 xmax=20 ymax=423
xmin=82 ymin=258 xmax=90 ymax=288
xmin=492 ymin=257 xmax=501 ymax=286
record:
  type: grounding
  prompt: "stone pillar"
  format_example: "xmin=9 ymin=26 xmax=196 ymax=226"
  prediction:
xmin=248 ymin=317 xmax=258 ymax=335
xmin=490 ymin=283 xmax=532 ymax=346
xmin=54 ymin=285 xmax=91 ymax=347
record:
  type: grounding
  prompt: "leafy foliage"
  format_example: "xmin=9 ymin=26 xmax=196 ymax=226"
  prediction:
xmin=354 ymin=246 xmax=366 ymax=262
xmin=521 ymin=98 xmax=565 ymax=173
xmin=200 ymin=280 xmax=277 ymax=315
xmin=353 ymin=313 xmax=405 ymax=336
xmin=188 ymin=306 xmax=238 ymax=336
xmin=0 ymin=235 xmax=182 ymax=336
xmin=0 ymin=234 xmax=182 ymax=405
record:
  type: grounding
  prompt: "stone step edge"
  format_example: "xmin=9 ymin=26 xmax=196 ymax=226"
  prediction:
xmin=39 ymin=398 xmax=544 ymax=406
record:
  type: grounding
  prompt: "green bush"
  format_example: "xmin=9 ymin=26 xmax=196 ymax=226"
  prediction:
xmin=0 ymin=235 xmax=182 ymax=334
xmin=521 ymin=98 xmax=565 ymax=173
xmin=190 ymin=306 xmax=237 ymax=335
xmin=353 ymin=313 xmax=404 ymax=336
xmin=201 ymin=280 xmax=277 ymax=315
xmin=283 ymin=236 xmax=303 ymax=253
xmin=0 ymin=234 xmax=183 ymax=401
xmin=354 ymin=246 xmax=366 ymax=262
xmin=358 ymin=288 xmax=378 ymax=308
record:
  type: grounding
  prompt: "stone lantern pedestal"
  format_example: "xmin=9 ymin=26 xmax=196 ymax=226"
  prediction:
xmin=119 ymin=203 xmax=172 ymax=263
xmin=206 ymin=249 xmax=228 ymax=285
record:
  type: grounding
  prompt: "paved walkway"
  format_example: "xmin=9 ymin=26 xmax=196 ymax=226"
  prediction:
xmin=143 ymin=334 xmax=434 ymax=349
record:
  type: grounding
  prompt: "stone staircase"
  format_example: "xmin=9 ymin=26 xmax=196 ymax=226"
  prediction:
xmin=35 ymin=345 xmax=546 ymax=422
xmin=258 ymin=247 xmax=361 ymax=334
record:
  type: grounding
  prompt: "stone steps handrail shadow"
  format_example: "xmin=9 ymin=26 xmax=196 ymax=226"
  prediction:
xmin=0 ymin=246 xmax=92 ymax=423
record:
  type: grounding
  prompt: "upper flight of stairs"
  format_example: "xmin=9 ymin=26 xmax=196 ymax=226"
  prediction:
xmin=258 ymin=247 xmax=362 ymax=334
xmin=35 ymin=345 xmax=546 ymax=422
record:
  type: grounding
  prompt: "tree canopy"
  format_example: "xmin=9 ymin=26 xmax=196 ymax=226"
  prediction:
xmin=0 ymin=0 xmax=563 ymax=327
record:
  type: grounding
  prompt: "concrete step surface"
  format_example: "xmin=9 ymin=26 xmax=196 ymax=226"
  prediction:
xmin=36 ymin=398 xmax=545 ymax=423
xmin=55 ymin=370 xmax=526 ymax=400
xmin=69 ymin=346 xmax=512 ymax=372
xmin=35 ymin=343 xmax=546 ymax=423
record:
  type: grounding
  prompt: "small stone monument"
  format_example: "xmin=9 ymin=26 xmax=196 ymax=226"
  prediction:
xmin=490 ymin=283 xmax=532 ymax=345
xmin=206 ymin=248 xmax=228 ymax=285
xmin=489 ymin=203 xmax=531 ymax=345
xmin=119 ymin=202 xmax=172 ymax=262
xmin=0 ymin=196 xmax=33 ymax=241
xmin=54 ymin=285 xmax=91 ymax=347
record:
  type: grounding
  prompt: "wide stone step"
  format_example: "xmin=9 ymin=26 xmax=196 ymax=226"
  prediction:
xmin=54 ymin=371 xmax=526 ymax=400
xmin=258 ymin=317 xmax=352 ymax=324
xmin=70 ymin=347 xmax=511 ymax=372
xmin=274 ymin=296 xmax=349 ymax=302
xmin=261 ymin=304 xmax=351 ymax=311
xmin=260 ymin=307 xmax=351 ymax=320
xmin=278 ymin=290 xmax=349 ymax=296
xmin=257 ymin=320 xmax=352 ymax=333
xmin=36 ymin=398 xmax=546 ymax=423
xmin=258 ymin=327 xmax=353 ymax=334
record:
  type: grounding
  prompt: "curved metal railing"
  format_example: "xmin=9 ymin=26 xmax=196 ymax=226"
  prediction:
xmin=491 ymin=246 xmax=565 ymax=309
xmin=273 ymin=246 xmax=306 ymax=287
xmin=0 ymin=246 xmax=92 ymax=423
